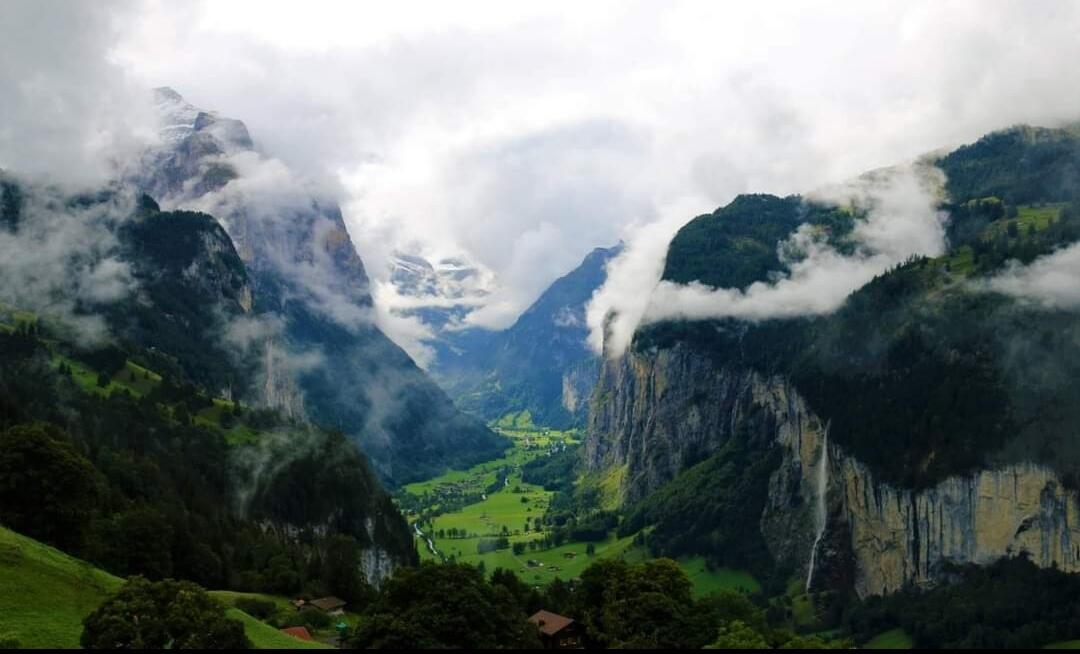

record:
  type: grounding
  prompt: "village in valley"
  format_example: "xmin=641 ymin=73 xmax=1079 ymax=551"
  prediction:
xmin=395 ymin=412 xmax=758 ymax=596
xmin=398 ymin=414 xmax=615 ymax=584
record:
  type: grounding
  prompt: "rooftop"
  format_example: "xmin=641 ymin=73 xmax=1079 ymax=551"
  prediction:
xmin=528 ymin=610 xmax=575 ymax=636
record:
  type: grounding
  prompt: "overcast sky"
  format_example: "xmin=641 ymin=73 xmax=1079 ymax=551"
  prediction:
xmin=6 ymin=0 xmax=1080 ymax=344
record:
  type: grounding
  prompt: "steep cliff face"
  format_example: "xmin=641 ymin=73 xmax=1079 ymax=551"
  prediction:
xmin=587 ymin=344 xmax=1080 ymax=597
xmin=836 ymin=456 xmax=1080 ymax=597
xmin=138 ymin=88 xmax=506 ymax=485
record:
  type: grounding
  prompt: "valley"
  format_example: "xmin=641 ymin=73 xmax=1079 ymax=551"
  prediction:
xmin=6 ymin=5 xmax=1080 ymax=646
xmin=398 ymin=411 xmax=762 ymax=596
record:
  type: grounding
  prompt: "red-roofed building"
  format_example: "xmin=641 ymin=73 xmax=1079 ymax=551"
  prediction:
xmin=528 ymin=609 xmax=581 ymax=649
xmin=280 ymin=626 xmax=314 ymax=642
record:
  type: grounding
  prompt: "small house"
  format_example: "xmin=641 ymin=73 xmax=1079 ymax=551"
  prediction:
xmin=309 ymin=596 xmax=347 ymax=616
xmin=528 ymin=610 xmax=581 ymax=649
xmin=280 ymin=626 xmax=314 ymax=642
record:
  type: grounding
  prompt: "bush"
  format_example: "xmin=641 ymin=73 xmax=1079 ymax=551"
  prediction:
xmin=233 ymin=597 xmax=277 ymax=621
xmin=280 ymin=607 xmax=332 ymax=631
xmin=81 ymin=577 xmax=250 ymax=649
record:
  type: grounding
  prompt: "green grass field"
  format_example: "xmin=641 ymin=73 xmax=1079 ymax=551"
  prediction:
xmin=1046 ymin=640 xmax=1080 ymax=649
xmin=864 ymin=627 xmax=914 ymax=649
xmin=404 ymin=425 xmax=759 ymax=596
xmin=225 ymin=609 xmax=333 ymax=649
xmin=0 ymin=525 xmax=324 ymax=649
xmin=678 ymin=556 xmax=761 ymax=595
xmin=0 ymin=524 xmax=122 ymax=648
xmin=51 ymin=355 xmax=162 ymax=399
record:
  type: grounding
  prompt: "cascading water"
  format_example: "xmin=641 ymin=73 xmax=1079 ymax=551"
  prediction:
xmin=805 ymin=431 xmax=829 ymax=592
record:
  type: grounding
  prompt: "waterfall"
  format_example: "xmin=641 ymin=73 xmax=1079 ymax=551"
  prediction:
xmin=806 ymin=431 xmax=829 ymax=592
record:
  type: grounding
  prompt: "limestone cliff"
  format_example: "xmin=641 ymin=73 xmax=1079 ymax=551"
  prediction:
xmin=587 ymin=344 xmax=1080 ymax=597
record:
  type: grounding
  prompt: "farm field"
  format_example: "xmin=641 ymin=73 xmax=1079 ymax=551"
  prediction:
xmin=401 ymin=422 xmax=759 ymax=596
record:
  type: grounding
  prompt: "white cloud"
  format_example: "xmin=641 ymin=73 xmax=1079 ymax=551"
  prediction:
xmin=589 ymin=163 xmax=947 ymax=355
xmin=0 ymin=1 xmax=157 ymax=188
xmin=8 ymin=0 xmax=1080 ymax=351
xmin=990 ymin=243 xmax=1080 ymax=309
xmin=0 ymin=183 xmax=139 ymax=345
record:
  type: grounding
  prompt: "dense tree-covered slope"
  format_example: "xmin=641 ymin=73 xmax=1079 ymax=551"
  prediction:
xmin=637 ymin=124 xmax=1080 ymax=489
xmin=0 ymin=186 xmax=417 ymax=601
xmin=579 ymin=124 xmax=1080 ymax=593
xmin=139 ymin=88 xmax=506 ymax=485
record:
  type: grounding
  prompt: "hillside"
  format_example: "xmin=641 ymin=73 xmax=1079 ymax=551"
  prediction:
xmin=139 ymin=88 xmax=507 ymax=486
xmin=584 ymin=124 xmax=1080 ymax=599
xmin=0 ymin=525 xmax=327 ymax=649
xmin=432 ymin=245 xmax=621 ymax=428
xmin=0 ymin=182 xmax=418 ymax=595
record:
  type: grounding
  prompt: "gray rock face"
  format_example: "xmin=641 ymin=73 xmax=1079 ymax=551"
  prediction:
xmin=135 ymin=87 xmax=504 ymax=486
xmin=586 ymin=344 xmax=1080 ymax=597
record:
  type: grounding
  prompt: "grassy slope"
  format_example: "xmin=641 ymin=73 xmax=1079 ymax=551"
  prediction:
xmin=1046 ymin=641 xmax=1080 ymax=650
xmin=0 ymin=525 xmax=324 ymax=649
xmin=0 ymin=525 xmax=121 ymax=648
xmin=864 ymin=627 xmax=915 ymax=649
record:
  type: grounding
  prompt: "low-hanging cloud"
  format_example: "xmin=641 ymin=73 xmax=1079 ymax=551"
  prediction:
xmin=107 ymin=0 xmax=1080 ymax=353
xmin=588 ymin=163 xmax=948 ymax=357
xmin=0 ymin=1 xmax=156 ymax=188
xmin=989 ymin=242 xmax=1080 ymax=309
xmin=585 ymin=199 xmax=700 ymax=357
xmin=8 ymin=1 xmax=1080 ymax=359
xmin=0 ymin=180 xmax=138 ymax=345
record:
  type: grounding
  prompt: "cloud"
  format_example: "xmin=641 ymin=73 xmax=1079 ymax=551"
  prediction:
xmin=10 ymin=1 xmax=1080 ymax=353
xmin=989 ymin=243 xmax=1080 ymax=309
xmin=585 ymin=198 xmax=702 ymax=357
xmin=0 ymin=0 xmax=156 ymax=187
xmin=590 ymin=163 xmax=948 ymax=356
xmin=171 ymin=149 xmax=379 ymax=331
xmin=0 ymin=181 xmax=138 ymax=344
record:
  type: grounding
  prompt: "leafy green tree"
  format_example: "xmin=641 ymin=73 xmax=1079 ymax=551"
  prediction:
xmin=709 ymin=620 xmax=769 ymax=649
xmin=81 ymin=577 xmax=250 ymax=649
xmin=322 ymin=535 xmax=374 ymax=606
xmin=0 ymin=424 xmax=101 ymax=550
xmin=352 ymin=562 xmax=540 ymax=649
xmin=100 ymin=507 xmax=174 ymax=579
xmin=572 ymin=558 xmax=714 ymax=648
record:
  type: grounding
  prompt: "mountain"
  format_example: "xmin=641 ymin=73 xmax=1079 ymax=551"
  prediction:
xmin=0 ymin=179 xmax=417 ymax=595
xmin=136 ymin=88 xmax=506 ymax=485
xmin=583 ymin=124 xmax=1080 ymax=597
xmin=426 ymin=245 xmax=621 ymax=428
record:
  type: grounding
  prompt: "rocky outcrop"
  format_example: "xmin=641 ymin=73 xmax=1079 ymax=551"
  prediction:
xmin=138 ymin=87 xmax=505 ymax=486
xmin=837 ymin=457 xmax=1080 ymax=597
xmin=586 ymin=344 xmax=1080 ymax=597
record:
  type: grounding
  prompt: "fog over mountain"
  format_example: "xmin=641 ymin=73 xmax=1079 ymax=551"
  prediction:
xmin=21 ymin=0 xmax=1063 ymax=361
xmin=10 ymin=2 xmax=1080 ymax=650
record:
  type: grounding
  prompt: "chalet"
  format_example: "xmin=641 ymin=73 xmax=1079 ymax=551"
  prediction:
xmin=280 ymin=626 xmax=314 ymax=642
xmin=309 ymin=596 xmax=347 ymax=616
xmin=528 ymin=610 xmax=581 ymax=649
